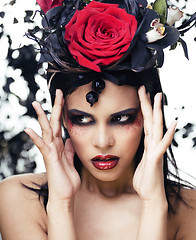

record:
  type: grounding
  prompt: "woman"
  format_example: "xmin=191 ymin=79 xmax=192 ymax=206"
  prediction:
xmin=0 ymin=0 xmax=196 ymax=239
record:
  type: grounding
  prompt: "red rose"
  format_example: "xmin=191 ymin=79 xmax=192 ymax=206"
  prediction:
xmin=36 ymin=0 xmax=64 ymax=13
xmin=64 ymin=1 xmax=138 ymax=72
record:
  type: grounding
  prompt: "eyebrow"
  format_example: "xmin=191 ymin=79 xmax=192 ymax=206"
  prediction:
xmin=68 ymin=107 xmax=140 ymax=118
xmin=67 ymin=109 xmax=93 ymax=117
xmin=111 ymin=107 xmax=140 ymax=117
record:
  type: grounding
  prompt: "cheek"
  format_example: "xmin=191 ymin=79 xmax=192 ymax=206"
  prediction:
xmin=67 ymin=119 xmax=78 ymax=135
xmin=65 ymin=117 xmax=91 ymax=156
xmin=67 ymin=118 xmax=88 ymax=136
xmin=68 ymin=129 xmax=89 ymax=162
xmin=133 ymin=111 xmax=143 ymax=128
xmin=123 ymin=119 xmax=143 ymax=154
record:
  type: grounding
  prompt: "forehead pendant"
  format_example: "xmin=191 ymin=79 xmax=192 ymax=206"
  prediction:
xmin=86 ymin=79 xmax=105 ymax=107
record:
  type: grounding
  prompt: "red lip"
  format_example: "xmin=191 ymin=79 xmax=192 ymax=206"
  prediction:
xmin=91 ymin=155 xmax=119 ymax=170
xmin=92 ymin=155 xmax=119 ymax=161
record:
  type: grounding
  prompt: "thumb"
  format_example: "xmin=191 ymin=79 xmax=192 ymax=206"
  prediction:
xmin=65 ymin=138 xmax=75 ymax=164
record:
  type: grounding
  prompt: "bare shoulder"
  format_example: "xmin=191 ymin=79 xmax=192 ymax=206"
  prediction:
xmin=0 ymin=172 xmax=47 ymax=187
xmin=0 ymin=172 xmax=47 ymax=204
xmin=0 ymin=173 xmax=48 ymax=240
xmin=175 ymin=188 xmax=196 ymax=239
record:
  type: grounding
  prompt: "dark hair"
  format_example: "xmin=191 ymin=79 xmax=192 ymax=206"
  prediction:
xmin=27 ymin=68 xmax=193 ymax=213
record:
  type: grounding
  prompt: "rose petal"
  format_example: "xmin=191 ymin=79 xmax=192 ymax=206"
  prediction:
xmin=94 ymin=54 xmax=123 ymax=65
xmin=36 ymin=0 xmax=52 ymax=13
xmin=64 ymin=1 xmax=138 ymax=71
xmin=36 ymin=0 xmax=64 ymax=13
xmin=51 ymin=0 xmax=64 ymax=9
xmin=70 ymin=48 xmax=101 ymax=72
xmin=85 ymin=15 xmax=130 ymax=47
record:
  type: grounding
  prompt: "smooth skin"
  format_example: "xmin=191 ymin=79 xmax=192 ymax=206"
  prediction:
xmin=0 ymin=81 xmax=196 ymax=240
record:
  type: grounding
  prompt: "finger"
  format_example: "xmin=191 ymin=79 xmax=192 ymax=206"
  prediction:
xmin=63 ymin=139 xmax=80 ymax=192
xmin=152 ymin=93 xmax=163 ymax=142
xmin=64 ymin=138 xmax=75 ymax=165
xmin=24 ymin=128 xmax=47 ymax=155
xmin=138 ymin=86 xmax=153 ymax=137
xmin=50 ymin=89 xmax=64 ymax=138
xmin=158 ymin=121 xmax=177 ymax=155
xmin=32 ymin=102 xmax=53 ymax=143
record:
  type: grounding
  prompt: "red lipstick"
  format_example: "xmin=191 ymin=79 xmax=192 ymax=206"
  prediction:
xmin=91 ymin=155 xmax=119 ymax=170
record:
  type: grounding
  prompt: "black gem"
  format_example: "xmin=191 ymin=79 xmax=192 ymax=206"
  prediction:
xmin=92 ymin=79 xmax=105 ymax=94
xmin=86 ymin=91 xmax=99 ymax=107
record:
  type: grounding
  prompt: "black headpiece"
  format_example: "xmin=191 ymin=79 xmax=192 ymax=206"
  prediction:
xmin=28 ymin=0 xmax=196 ymax=106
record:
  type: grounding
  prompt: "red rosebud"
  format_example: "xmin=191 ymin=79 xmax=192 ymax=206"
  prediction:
xmin=64 ymin=1 xmax=137 ymax=72
xmin=36 ymin=0 xmax=64 ymax=13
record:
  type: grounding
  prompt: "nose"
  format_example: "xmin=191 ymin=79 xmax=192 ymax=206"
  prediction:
xmin=92 ymin=124 xmax=115 ymax=151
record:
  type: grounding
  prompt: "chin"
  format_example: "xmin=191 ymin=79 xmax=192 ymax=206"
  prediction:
xmin=95 ymin=173 xmax=120 ymax=182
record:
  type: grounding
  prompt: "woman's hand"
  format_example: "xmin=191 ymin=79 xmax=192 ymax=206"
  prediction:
xmin=25 ymin=89 xmax=81 ymax=206
xmin=133 ymin=86 xmax=177 ymax=205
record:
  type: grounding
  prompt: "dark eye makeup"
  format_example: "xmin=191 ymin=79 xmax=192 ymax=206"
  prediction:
xmin=67 ymin=107 xmax=140 ymax=127
xmin=68 ymin=114 xmax=94 ymax=126
xmin=111 ymin=112 xmax=139 ymax=125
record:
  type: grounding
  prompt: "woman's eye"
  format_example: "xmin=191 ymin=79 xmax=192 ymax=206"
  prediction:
xmin=77 ymin=116 xmax=92 ymax=124
xmin=111 ymin=114 xmax=137 ymax=125
xmin=112 ymin=115 xmax=130 ymax=124
xmin=70 ymin=115 xmax=94 ymax=126
xmin=113 ymin=115 xmax=129 ymax=123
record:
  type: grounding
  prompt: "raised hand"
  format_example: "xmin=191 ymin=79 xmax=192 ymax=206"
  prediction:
xmin=133 ymin=86 xmax=177 ymax=204
xmin=25 ymin=89 xmax=81 ymax=205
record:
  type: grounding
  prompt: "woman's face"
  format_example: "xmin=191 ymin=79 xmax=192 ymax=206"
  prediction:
xmin=64 ymin=80 xmax=143 ymax=181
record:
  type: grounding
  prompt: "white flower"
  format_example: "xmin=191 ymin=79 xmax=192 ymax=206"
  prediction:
xmin=146 ymin=18 xmax=166 ymax=43
xmin=167 ymin=6 xmax=183 ymax=26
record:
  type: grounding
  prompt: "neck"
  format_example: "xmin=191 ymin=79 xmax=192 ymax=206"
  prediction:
xmin=81 ymin=167 xmax=136 ymax=198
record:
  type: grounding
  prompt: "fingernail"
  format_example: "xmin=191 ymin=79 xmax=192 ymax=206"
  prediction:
xmin=138 ymin=85 xmax=145 ymax=93
xmin=156 ymin=92 xmax=162 ymax=101
xmin=56 ymin=89 xmax=63 ymax=98
xmin=24 ymin=128 xmax=29 ymax=134
xmin=170 ymin=120 xmax=178 ymax=130
xmin=32 ymin=101 xmax=40 ymax=108
xmin=140 ymin=85 xmax=145 ymax=90
xmin=32 ymin=101 xmax=36 ymax=107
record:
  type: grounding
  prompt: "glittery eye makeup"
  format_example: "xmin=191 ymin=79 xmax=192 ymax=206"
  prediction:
xmin=69 ymin=115 xmax=94 ymax=126
xmin=110 ymin=108 xmax=140 ymax=126
xmin=67 ymin=107 xmax=140 ymax=127
xmin=67 ymin=109 xmax=94 ymax=127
